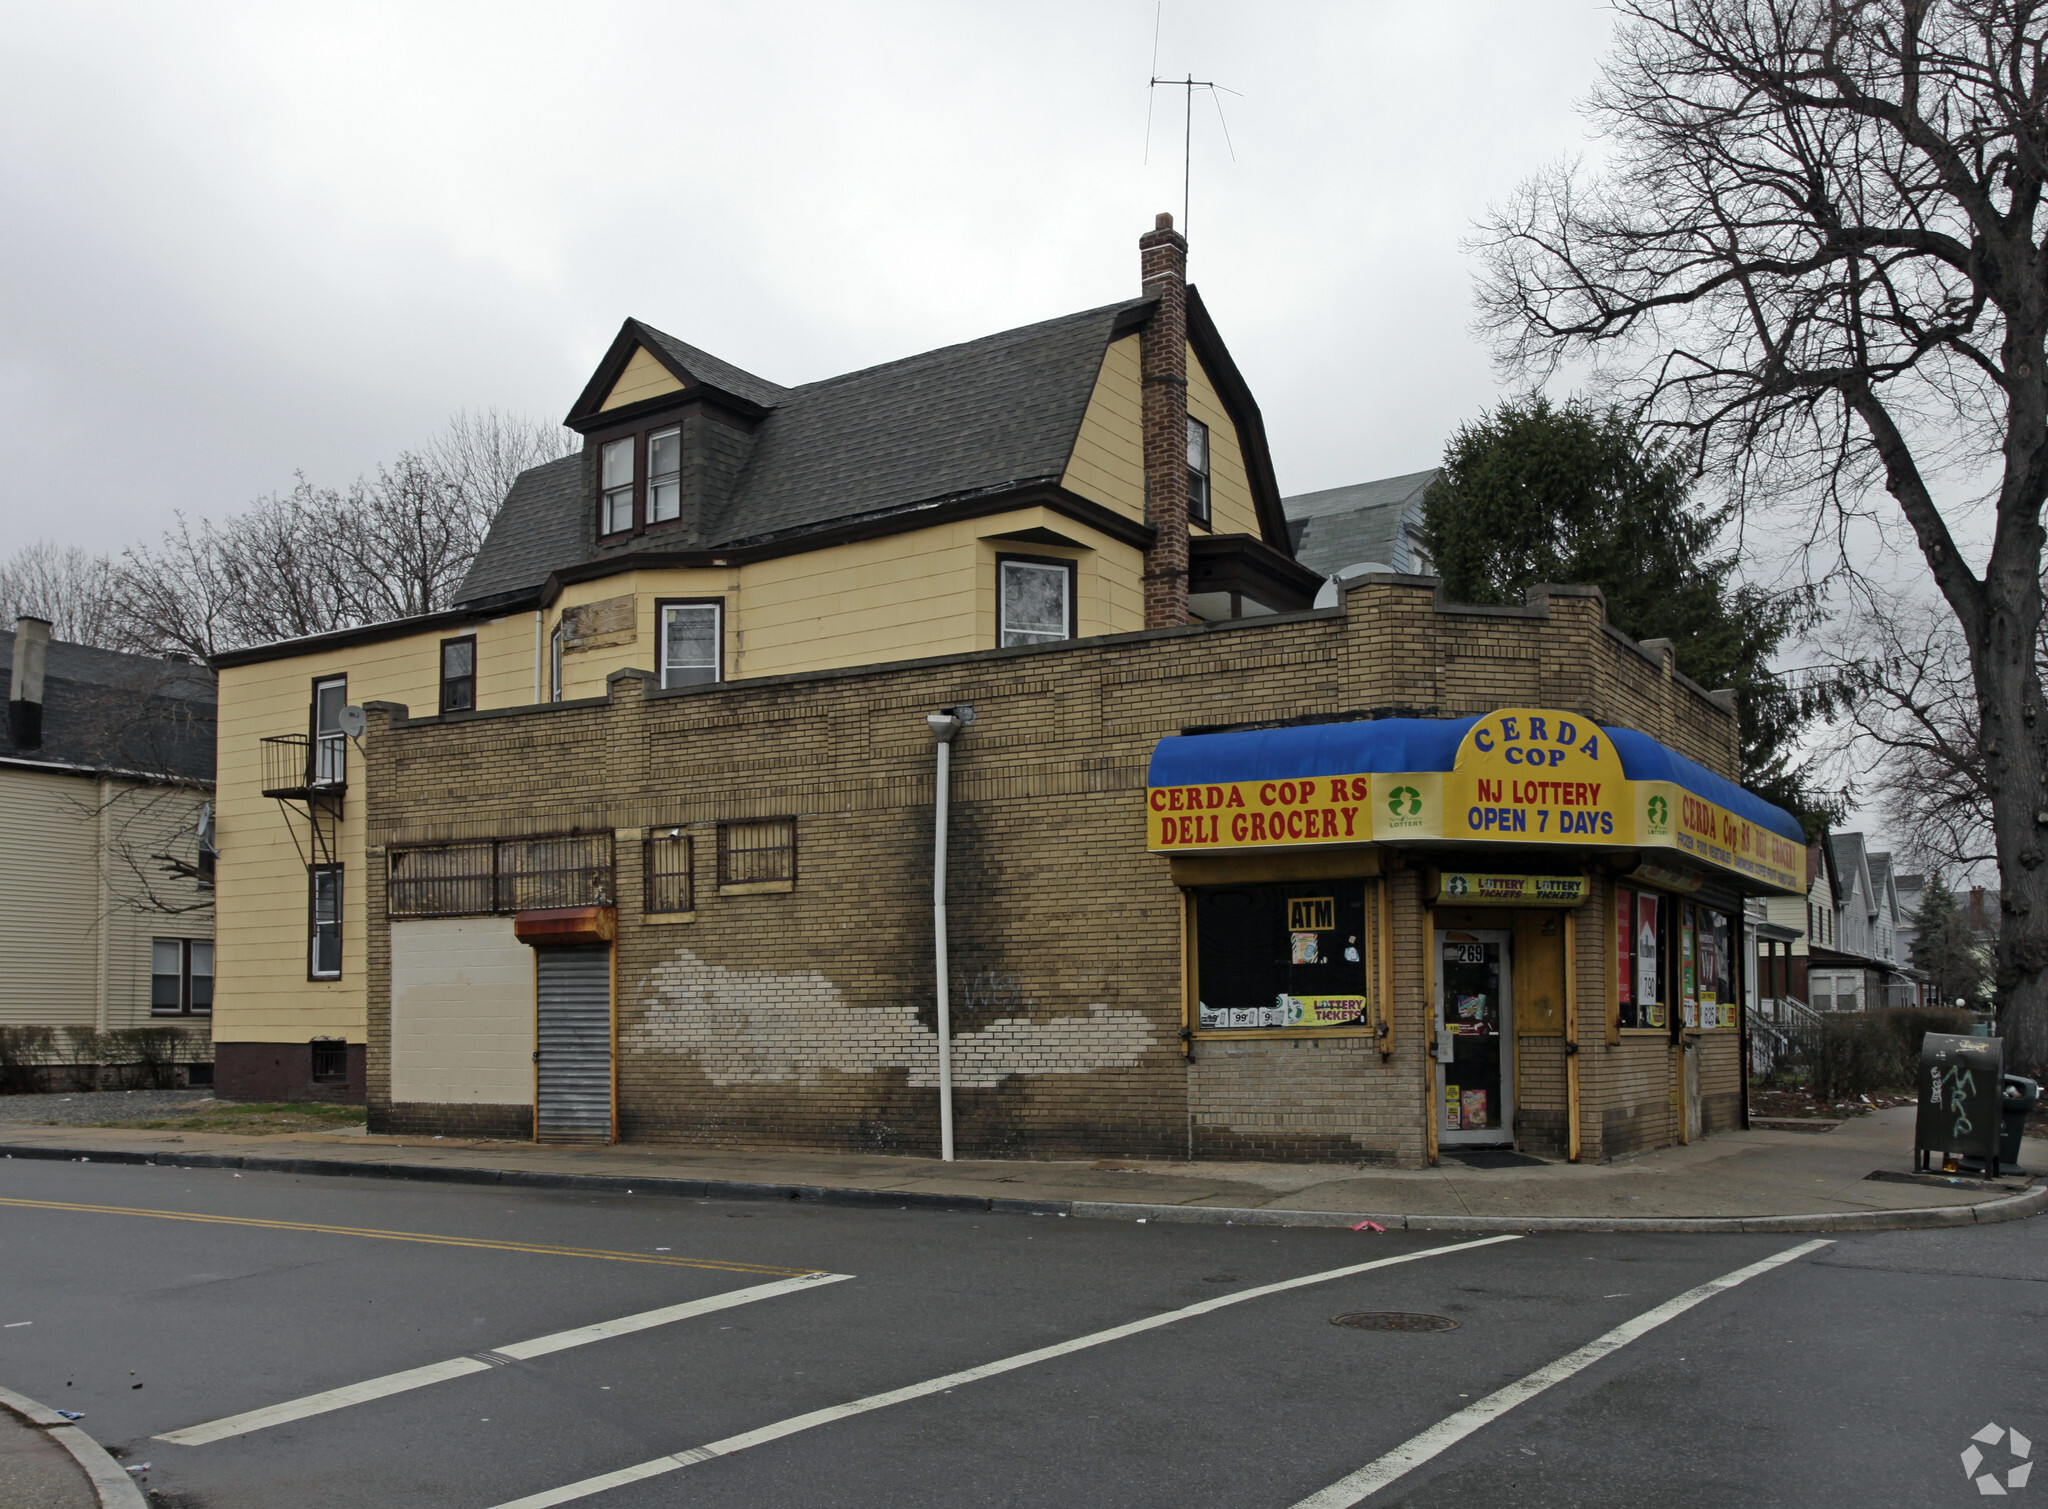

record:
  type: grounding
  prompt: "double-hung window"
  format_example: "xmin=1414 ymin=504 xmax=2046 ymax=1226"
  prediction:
xmin=152 ymin=939 xmax=213 ymax=1015
xmin=998 ymin=556 xmax=1073 ymax=647
xmin=647 ymin=426 xmax=682 ymax=524
xmin=601 ymin=438 xmax=636 ymax=535
xmin=309 ymin=864 xmax=343 ymax=979
xmin=312 ymin=676 xmax=347 ymax=787
xmin=660 ymin=601 xmax=721 ymax=687
xmin=550 ymin=623 xmax=564 ymax=702
xmin=1186 ymin=417 xmax=1211 ymax=527
xmin=440 ymin=635 xmax=476 ymax=713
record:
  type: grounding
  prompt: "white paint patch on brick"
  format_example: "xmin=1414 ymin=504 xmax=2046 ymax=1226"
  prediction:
xmin=625 ymin=948 xmax=1154 ymax=1089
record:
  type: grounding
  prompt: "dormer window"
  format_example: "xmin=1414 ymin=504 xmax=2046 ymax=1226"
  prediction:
xmin=601 ymin=438 xmax=635 ymax=535
xmin=648 ymin=426 xmax=682 ymax=524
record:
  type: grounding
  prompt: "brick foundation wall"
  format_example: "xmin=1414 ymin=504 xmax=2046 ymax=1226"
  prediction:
xmin=215 ymin=1041 xmax=367 ymax=1104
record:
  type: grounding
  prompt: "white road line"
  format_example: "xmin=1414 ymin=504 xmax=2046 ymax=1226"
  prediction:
xmin=487 ymin=1234 xmax=1523 ymax=1509
xmin=1288 ymin=1238 xmax=1834 ymax=1509
xmin=157 ymin=1271 xmax=852 ymax=1447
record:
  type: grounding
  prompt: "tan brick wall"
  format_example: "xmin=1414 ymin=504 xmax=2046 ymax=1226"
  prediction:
xmin=361 ymin=576 xmax=1744 ymax=1165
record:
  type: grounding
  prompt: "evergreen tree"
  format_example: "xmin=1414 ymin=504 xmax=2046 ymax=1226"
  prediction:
xmin=1909 ymin=874 xmax=1993 ymax=1010
xmin=1419 ymin=396 xmax=1836 ymax=833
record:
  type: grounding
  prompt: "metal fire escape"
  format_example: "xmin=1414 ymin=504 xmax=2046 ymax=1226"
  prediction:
xmin=260 ymin=732 xmax=347 ymax=869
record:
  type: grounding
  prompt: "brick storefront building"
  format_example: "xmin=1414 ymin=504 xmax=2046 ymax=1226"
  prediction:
xmin=359 ymin=573 xmax=1803 ymax=1166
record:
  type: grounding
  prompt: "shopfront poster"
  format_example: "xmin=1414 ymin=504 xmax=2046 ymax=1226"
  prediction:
xmin=1637 ymin=894 xmax=1659 ymax=1006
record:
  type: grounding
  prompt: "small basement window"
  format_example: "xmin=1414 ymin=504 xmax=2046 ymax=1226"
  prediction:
xmin=644 ymin=830 xmax=693 ymax=913
xmin=309 ymin=1038 xmax=348 ymax=1083
xmin=718 ymin=818 xmax=796 ymax=888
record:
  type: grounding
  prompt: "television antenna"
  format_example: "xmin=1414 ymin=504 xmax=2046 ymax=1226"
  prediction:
xmin=1144 ymin=6 xmax=1239 ymax=238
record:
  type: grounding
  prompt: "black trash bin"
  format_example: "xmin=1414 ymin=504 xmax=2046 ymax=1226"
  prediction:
xmin=2003 ymin=1076 xmax=2040 ymax=1171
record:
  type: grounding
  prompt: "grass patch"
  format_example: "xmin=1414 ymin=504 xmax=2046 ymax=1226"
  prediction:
xmin=89 ymin=1101 xmax=366 ymax=1135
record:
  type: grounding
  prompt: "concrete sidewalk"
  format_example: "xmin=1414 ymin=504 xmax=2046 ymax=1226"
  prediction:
xmin=0 ymin=1106 xmax=2039 ymax=1233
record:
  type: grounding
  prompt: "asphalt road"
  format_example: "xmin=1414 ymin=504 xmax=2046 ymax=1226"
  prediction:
xmin=0 ymin=1156 xmax=2039 ymax=1509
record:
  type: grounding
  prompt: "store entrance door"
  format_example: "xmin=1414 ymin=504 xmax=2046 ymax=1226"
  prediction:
xmin=1435 ymin=929 xmax=1515 ymax=1145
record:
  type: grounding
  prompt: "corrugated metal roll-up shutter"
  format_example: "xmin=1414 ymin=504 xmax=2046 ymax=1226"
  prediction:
xmin=535 ymin=946 xmax=613 ymax=1143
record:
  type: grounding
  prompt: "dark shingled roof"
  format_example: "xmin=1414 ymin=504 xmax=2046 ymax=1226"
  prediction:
xmin=455 ymin=299 xmax=1147 ymax=606
xmin=639 ymin=328 xmax=790 ymax=410
xmin=456 ymin=454 xmax=587 ymax=607
xmin=1 ymin=629 xmax=216 ymax=782
xmin=1281 ymin=469 xmax=1438 ymax=578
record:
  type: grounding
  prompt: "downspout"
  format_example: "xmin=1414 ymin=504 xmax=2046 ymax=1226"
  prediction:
xmin=926 ymin=706 xmax=973 ymax=1161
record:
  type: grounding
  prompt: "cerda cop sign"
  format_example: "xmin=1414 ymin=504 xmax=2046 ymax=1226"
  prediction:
xmin=1146 ymin=707 xmax=1805 ymax=894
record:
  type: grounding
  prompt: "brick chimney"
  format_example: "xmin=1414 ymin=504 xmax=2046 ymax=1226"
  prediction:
xmin=1139 ymin=212 xmax=1191 ymax=628
xmin=8 ymin=615 xmax=49 ymax=750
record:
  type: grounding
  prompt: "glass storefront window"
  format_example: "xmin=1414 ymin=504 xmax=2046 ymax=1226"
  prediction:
xmin=1194 ymin=882 xmax=1371 ymax=1031
xmin=1616 ymin=885 xmax=1667 ymax=1029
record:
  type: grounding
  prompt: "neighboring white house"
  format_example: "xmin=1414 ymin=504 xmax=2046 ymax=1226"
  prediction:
xmin=1 ymin=617 xmax=216 ymax=1083
xmin=1808 ymin=832 xmax=1916 ymax=1010
xmin=1282 ymin=470 xmax=1439 ymax=579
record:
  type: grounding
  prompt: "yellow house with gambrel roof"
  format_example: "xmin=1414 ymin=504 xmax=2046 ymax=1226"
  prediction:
xmin=207 ymin=214 xmax=1317 ymax=1099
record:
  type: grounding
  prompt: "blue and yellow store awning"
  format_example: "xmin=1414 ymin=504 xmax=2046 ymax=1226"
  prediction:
xmin=1146 ymin=706 xmax=1805 ymax=895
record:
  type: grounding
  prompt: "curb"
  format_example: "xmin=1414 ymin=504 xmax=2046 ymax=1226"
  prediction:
xmin=3 ymin=1141 xmax=2041 ymax=1235
xmin=0 ymin=1383 xmax=149 ymax=1509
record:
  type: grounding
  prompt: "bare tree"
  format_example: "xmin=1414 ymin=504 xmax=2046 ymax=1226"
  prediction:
xmin=1821 ymin=591 xmax=2006 ymax=876
xmin=1473 ymin=0 xmax=2048 ymax=1071
xmin=107 ymin=411 xmax=568 ymax=659
xmin=0 ymin=540 xmax=119 ymax=647
xmin=428 ymin=408 xmax=573 ymax=533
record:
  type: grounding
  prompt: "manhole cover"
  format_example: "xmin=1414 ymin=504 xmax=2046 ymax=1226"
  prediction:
xmin=1331 ymin=1311 xmax=1460 ymax=1332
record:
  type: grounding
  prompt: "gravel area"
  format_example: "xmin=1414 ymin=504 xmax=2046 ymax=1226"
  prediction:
xmin=0 ymin=1090 xmax=218 ymax=1124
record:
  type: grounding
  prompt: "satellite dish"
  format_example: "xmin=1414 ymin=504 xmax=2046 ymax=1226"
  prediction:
xmin=196 ymin=802 xmax=216 ymax=852
xmin=338 ymin=705 xmax=367 ymax=739
xmin=1313 ymin=562 xmax=1397 ymax=609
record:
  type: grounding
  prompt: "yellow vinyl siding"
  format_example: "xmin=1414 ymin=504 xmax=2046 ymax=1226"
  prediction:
xmin=218 ymin=624 xmax=472 ymax=1044
xmin=1059 ymin=335 xmax=1144 ymax=519
xmin=542 ymin=509 xmax=1147 ymax=690
xmin=600 ymin=346 xmax=684 ymax=411
xmin=476 ymin=613 xmax=544 ymax=707
xmin=1187 ymin=346 xmax=1262 ymax=540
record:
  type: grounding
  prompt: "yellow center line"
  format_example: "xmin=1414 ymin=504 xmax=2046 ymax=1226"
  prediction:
xmin=0 ymin=1197 xmax=815 ymax=1275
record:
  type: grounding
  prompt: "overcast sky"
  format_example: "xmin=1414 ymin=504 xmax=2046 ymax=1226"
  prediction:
xmin=0 ymin=0 xmax=1623 ymax=551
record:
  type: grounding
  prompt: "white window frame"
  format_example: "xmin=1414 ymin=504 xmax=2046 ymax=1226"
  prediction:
xmin=646 ymin=425 xmax=682 ymax=524
xmin=309 ymin=864 xmax=343 ymax=980
xmin=152 ymin=938 xmax=213 ymax=1016
xmin=998 ymin=557 xmax=1074 ymax=648
xmin=550 ymin=623 xmax=564 ymax=702
xmin=600 ymin=437 xmax=636 ymax=535
xmin=1186 ymin=416 xmax=1211 ymax=527
xmin=659 ymin=602 xmax=722 ymax=688
xmin=312 ymin=675 xmax=347 ymax=787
